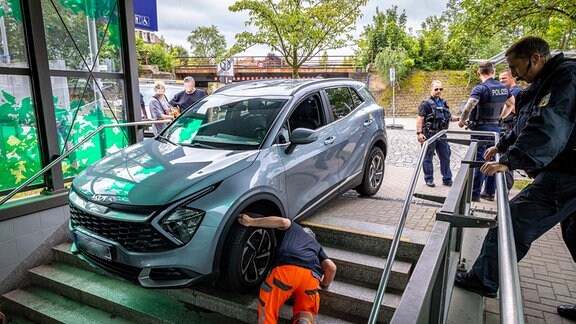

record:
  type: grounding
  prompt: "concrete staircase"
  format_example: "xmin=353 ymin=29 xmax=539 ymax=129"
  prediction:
xmin=1 ymin=218 xmax=428 ymax=323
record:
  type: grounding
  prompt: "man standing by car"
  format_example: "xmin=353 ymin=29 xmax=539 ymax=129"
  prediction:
xmin=237 ymin=213 xmax=337 ymax=324
xmin=169 ymin=76 xmax=208 ymax=113
xmin=458 ymin=61 xmax=515 ymax=201
xmin=454 ymin=38 xmax=576 ymax=320
xmin=417 ymin=80 xmax=456 ymax=187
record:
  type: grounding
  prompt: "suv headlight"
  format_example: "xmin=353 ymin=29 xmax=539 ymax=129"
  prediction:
xmin=160 ymin=207 xmax=205 ymax=244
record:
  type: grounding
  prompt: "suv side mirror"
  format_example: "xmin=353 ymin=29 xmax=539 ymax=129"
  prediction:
xmin=286 ymin=128 xmax=317 ymax=154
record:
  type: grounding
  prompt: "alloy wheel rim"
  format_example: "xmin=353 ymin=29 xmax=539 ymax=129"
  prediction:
xmin=369 ymin=154 xmax=384 ymax=189
xmin=241 ymin=229 xmax=273 ymax=283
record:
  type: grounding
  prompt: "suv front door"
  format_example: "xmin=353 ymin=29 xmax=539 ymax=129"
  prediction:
xmin=277 ymin=93 xmax=341 ymax=219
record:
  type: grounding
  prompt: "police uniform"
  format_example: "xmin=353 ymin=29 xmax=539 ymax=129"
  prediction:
xmin=418 ymin=97 xmax=453 ymax=185
xmin=467 ymin=78 xmax=511 ymax=200
xmin=468 ymin=53 xmax=576 ymax=294
xmin=500 ymin=85 xmax=522 ymax=191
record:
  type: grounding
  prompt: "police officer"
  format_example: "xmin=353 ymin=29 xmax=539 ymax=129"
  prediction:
xmin=499 ymin=69 xmax=523 ymax=191
xmin=454 ymin=37 xmax=576 ymax=317
xmin=417 ymin=80 xmax=456 ymax=187
xmin=458 ymin=62 xmax=515 ymax=201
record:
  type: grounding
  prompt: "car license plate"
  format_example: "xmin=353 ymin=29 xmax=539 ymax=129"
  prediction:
xmin=74 ymin=232 xmax=112 ymax=261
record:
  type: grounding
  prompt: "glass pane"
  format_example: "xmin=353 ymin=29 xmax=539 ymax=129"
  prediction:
xmin=0 ymin=0 xmax=28 ymax=66
xmin=0 ymin=75 xmax=42 ymax=192
xmin=52 ymin=76 xmax=128 ymax=178
xmin=42 ymin=0 xmax=122 ymax=72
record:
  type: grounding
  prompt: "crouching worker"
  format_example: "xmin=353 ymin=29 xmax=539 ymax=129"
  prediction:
xmin=237 ymin=214 xmax=337 ymax=324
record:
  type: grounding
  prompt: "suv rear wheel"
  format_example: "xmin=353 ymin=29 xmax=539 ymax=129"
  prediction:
xmin=221 ymin=221 xmax=276 ymax=293
xmin=356 ymin=146 xmax=385 ymax=196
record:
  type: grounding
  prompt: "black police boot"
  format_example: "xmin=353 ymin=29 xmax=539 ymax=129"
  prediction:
xmin=454 ymin=271 xmax=497 ymax=298
xmin=557 ymin=305 xmax=576 ymax=320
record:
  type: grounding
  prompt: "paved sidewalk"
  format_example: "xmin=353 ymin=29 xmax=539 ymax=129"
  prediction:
xmin=310 ymin=122 xmax=576 ymax=323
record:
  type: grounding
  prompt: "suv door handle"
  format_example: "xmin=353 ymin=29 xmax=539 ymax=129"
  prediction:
xmin=324 ymin=137 xmax=335 ymax=145
xmin=363 ymin=119 xmax=374 ymax=127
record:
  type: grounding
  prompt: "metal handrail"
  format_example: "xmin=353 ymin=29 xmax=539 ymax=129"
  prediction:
xmin=0 ymin=120 xmax=169 ymax=206
xmin=495 ymin=161 xmax=524 ymax=323
xmin=368 ymin=130 xmax=448 ymax=323
xmin=368 ymin=129 xmax=524 ymax=324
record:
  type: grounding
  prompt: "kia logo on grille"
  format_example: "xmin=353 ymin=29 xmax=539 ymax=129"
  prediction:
xmin=92 ymin=194 xmax=107 ymax=202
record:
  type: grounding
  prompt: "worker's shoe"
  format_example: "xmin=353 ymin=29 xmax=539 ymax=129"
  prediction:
xmin=471 ymin=196 xmax=481 ymax=202
xmin=443 ymin=180 xmax=453 ymax=187
xmin=425 ymin=181 xmax=435 ymax=187
xmin=481 ymin=192 xmax=495 ymax=201
xmin=454 ymin=271 xmax=497 ymax=298
xmin=557 ymin=305 xmax=576 ymax=320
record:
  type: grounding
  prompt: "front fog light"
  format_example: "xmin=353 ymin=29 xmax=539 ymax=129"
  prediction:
xmin=161 ymin=207 xmax=205 ymax=244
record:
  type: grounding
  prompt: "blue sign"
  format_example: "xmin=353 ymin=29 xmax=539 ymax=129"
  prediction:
xmin=134 ymin=0 xmax=158 ymax=32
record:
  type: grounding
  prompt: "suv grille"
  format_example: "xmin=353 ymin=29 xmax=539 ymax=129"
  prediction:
xmin=70 ymin=205 xmax=176 ymax=252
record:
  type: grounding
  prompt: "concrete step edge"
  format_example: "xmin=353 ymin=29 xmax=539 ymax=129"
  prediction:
xmin=2 ymin=286 xmax=132 ymax=324
xmin=27 ymin=263 xmax=224 ymax=324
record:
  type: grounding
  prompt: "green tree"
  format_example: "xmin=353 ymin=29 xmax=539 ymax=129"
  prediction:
xmin=187 ymin=25 xmax=226 ymax=59
xmin=319 ymin=51 xmax=328 ymax=67
xmin=357 ymin=6 xmax=418 ymax=67
xmin=374 ymin=46 xmax=414 ymax=84
xmin=448 ymin=0 xmax=576 ymax=52
xmin=229 ymin=0 xmax=368 ymax=78
xmin=143 ymin=42 xmax=175 ymax=72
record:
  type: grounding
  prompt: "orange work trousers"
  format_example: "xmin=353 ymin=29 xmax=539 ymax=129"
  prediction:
xmin=257 ymin=265 xmax=320 ymax=324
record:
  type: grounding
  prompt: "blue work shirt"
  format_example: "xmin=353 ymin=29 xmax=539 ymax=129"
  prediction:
xmin=274 ymin=222 xmax=328 ymax=280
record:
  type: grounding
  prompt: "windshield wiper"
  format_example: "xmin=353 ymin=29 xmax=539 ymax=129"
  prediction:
xmin=156 ymin=135 xmax=178 ymax=146
xmin=182 ymin=142 xmax=217 ymax=149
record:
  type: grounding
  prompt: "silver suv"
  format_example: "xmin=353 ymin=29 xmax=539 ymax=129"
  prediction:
xmin=69 ymin=78 xmax=387 ymax=292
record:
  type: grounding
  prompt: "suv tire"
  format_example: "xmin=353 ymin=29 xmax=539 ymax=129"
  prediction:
xmin=221 ymin=221 xmax=276 ymax=293
xmin=356 ymin=146 xmax=385 ymax=196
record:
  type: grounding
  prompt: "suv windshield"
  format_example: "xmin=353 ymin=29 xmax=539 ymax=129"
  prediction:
xmin=163 ymin=95 xmax=287 ymax=150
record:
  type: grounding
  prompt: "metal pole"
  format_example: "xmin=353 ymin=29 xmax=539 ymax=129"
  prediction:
xmin=368 ymin=130 xmax=447 ymax=324
xmin=495 ymin=153 xmax=525 ymax=323
xmin=0 ymin=120 xmax=169 ymax=206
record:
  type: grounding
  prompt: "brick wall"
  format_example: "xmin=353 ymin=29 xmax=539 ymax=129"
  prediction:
xmin=376 ymin=70 xmax=478 ymax=116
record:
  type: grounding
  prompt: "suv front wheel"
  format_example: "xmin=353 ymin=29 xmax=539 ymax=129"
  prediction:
xmin=221 ymin=223 xmax=276 ymax=293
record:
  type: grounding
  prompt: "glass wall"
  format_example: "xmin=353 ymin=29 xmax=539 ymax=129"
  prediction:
xmin=0 ymin=75 xmax=42 ymax=191
xmin=41 ymin=0 xmax=128 ymax=179
xmin=0 ymin=0 xmax=42 ymax=192
xmin=0 ymin=0 xmax=136 ymax=198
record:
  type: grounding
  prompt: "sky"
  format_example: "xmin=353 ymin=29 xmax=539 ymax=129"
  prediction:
xmin=155 ymin=0 xmax=449 ymax=57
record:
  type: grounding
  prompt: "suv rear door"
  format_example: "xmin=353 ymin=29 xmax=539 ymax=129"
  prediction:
xmin=323 ymin=86 xmax=377 ymax=180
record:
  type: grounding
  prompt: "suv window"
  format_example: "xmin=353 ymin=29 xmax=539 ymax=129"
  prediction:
xmin=164 ymin=96 xmax=287 ymax=150
xmin=326 ymin=87 xmax=362 ymax=120
xmin=288 ymin=93 xmax=326 ymax=132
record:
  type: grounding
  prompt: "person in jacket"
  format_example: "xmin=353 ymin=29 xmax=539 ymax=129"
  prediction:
xmin=454 ymin=37 xmax=576 ymax=322
xmin=169 ymin=76 xmax=208 ymax=113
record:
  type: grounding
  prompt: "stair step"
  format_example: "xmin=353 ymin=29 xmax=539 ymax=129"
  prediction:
xmin=27 ymin=263 xmax=230 ymax=324
xmin=323 ymin=245 xmax=412 ymax=290
xmin=3 ymin=312 xmax=36 ymax=324
xmin=319 ymin=279 xmax=401 ymax=323
xmin=2 ymin=286 xmax=131 ymax=324
xmin=52 ymin=243 xmax=352 ymax=323
xmin=300 ymin=217 xmax=428 ymax=261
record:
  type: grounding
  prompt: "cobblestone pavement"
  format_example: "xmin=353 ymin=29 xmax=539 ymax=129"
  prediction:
xmin=308 ymin=120 xmax=575 ymax=324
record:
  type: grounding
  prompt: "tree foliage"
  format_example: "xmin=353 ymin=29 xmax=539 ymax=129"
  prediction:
xmin=187 ymin=25 xmax=227 ymax=59
xmin=229 ymin=0 xmax=368 ymax=78
xmin=373 ymin=47 xmax=414 ymax=84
